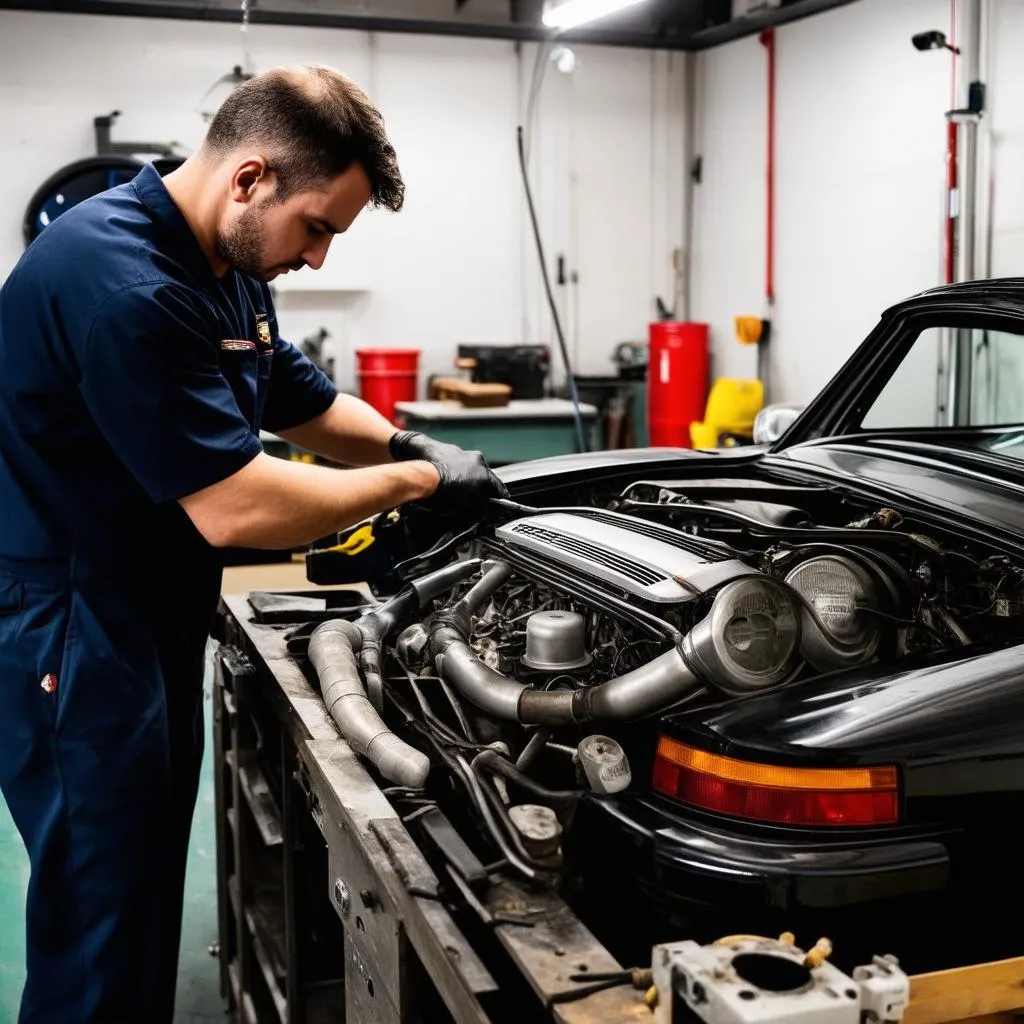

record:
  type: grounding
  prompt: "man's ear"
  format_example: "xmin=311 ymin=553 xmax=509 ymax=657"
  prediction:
xmin=229 ymin=156 xmax=269 ymax=203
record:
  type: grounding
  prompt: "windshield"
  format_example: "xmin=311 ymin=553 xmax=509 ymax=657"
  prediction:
xmin=860 ymin=325 xmax=1024 ymax=454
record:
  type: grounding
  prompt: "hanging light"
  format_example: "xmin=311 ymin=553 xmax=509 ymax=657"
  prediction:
xmin=196 ymin=65 xmax=254 ymax=123
xmin=192 ymin=0 xmax=256 ymax=122
xmin=542 ymin=0 xmax=650 ymax=31
xmin=551 ymin=45 xmax=578 ymax=73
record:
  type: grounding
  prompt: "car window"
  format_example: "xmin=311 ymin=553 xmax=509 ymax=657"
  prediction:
xmin=970 ymin=329 xmax=1024 ymax=427
xmin=862 ymin=326 xmax=1024 ymax=431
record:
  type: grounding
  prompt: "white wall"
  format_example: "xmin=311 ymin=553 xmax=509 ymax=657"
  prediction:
xmin=521 ymin=45 xmax=687 ymax=374
xmin=0 ymin=10 xmax=685 ymax=395
xmin=692 ymin=0 xmax=953 ymax=403
xmin=988 ymin=0 xmax=1024 ymax=277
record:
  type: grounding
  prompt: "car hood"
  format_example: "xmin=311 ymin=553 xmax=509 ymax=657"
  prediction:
xmin=495 ymin=445 xmax=763 ymax=483
xmin=772 ymin=440 xmax=1024 ymax=543
xmin=499 ymin=439 xmax=1024 ymax=544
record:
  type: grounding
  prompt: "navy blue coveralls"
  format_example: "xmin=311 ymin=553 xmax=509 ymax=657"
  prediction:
xmin=0 ymin=163 xmax=337 ymax=1023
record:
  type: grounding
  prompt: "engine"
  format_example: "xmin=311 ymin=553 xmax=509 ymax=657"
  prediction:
xmin=302 ymin=472 xmax=1024 ymax=889
xmin=476 ymin=510 xmax=801 ymax=697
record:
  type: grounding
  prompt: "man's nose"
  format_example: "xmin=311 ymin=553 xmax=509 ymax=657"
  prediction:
xmin=302 ymin=236 xmax=332 ymax=271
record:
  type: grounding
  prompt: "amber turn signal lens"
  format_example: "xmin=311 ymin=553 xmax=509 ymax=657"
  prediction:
xmin=652 ymin=737 xmax=899 ymax=827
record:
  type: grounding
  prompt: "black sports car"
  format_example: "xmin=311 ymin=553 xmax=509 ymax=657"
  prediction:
xmin=305 ymin=279 xmax=1024 ymax=975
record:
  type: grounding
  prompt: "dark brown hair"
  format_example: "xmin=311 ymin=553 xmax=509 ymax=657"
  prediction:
xmin=204 ymin=65 xmax=404 ymax=211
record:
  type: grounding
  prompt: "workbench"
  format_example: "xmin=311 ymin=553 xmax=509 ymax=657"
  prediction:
xmin=211 ymin=584 xmax=1024 ymax=1024
xmin=393 ymin=399 xmax=599 ymax=464
xmin=212 ymin=589 xmax=650 ymax=1024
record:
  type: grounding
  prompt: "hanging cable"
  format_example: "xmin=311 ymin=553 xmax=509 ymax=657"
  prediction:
xmin=523 ymin=41 xmax=553 ymax=166
xmin=516 ymin=125 xmax=588 ymax=453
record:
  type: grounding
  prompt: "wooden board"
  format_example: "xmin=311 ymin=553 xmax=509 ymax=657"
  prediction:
xmin=946 ymin=1015 xmax=1022 ymax=1024
xmin=905 ymin=956 xmax=1024 ymax=1024
xmin=220 ymin=592 xmax=1024 ymax=1024
xmin=221 ymin=558 xmax=310 ymax=594
xmin=430 ymin=377 xmax=512 ymax=407
xmin=480 ymin=877 xmax=650 ymax=1024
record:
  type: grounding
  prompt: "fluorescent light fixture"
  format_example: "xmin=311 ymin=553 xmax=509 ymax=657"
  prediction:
xmin=542 ymin=0 xmax=649 ymax=31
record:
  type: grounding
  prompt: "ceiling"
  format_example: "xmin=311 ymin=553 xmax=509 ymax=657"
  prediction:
xmin=0 ymin=0 xmax=859 ymax=50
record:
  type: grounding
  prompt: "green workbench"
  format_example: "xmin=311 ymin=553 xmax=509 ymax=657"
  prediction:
xmin=394 ymin=399 xmax=599 ymax=464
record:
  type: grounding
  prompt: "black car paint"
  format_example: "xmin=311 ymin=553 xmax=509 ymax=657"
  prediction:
xmin=487 ymin=283 xmax=1024 ymax=937
xmin=779 ymin=283 xmax=1024 ymax=448
xmin=572 ymin=641 xmax=1024 ymax=919
xmin=664 ymin=643 xmax=1024 ymax=799
xmin=576 ymin=792 xmax=953 ymax=909
xmin=494 ymin=444 xmax=759 ymax=487
xmin=775 ymin=443 xmax=1024 ymax=556
xmin=503 ymin=440 xmax=1024 ymax=556
xmin=311 ymin=283 xmax=1024 ymax=958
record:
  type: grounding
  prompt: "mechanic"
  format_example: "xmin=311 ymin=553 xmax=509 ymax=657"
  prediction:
xmin=0 ymin=64 xmax=505 ymax=1024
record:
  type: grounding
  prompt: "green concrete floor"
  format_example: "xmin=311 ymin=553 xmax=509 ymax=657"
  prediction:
xmin=0 ymin=675 xmax=223 ymax=1024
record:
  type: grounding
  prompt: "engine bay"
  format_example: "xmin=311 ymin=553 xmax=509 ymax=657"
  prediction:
xmin=294 ymin=465 xmax=1024 ymax=969
xmin=375 ymin=472 xmax=1024 ymax=737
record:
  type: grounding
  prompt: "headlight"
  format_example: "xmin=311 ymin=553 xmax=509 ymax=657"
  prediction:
xmin=784 ymin=555 xmax=882 ymax=671
xmin=683 ymin=577 xmax=800 ymax=695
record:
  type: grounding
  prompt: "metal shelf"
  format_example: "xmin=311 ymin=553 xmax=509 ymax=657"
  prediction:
xmin=229 ymin=874 xmax=289 ymax=1024
xmin=224 ymin=749 xmax=283 ymax=846
xmin=248 ymin=907 xmax=289 ymax=1024
xmin=228 ymin=962 xmax=258 ymax=1024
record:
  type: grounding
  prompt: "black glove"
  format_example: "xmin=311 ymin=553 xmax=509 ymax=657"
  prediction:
xmin=389 ymin=430 xmax=509 ymax=509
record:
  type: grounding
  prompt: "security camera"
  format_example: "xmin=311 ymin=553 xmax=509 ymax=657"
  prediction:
xmin=912 ymin=29 xmax=960 ymax=54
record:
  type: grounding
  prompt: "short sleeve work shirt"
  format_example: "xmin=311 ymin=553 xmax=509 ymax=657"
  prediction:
xmin=0 ymin=163 xmax=337 ymax=590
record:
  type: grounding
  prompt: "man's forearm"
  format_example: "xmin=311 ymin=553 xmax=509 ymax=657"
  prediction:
xmin=276 ymin=394 xmax=399 ymax=466
xmin=179 ymin=452 xmax=439 ymax=549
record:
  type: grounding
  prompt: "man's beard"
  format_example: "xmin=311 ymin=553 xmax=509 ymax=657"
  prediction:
xmin=216 ymin=200 xmax=272 ymax=280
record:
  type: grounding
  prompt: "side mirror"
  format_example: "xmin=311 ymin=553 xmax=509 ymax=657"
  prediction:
xmin=753 ymin=403 xmax=803 ymax=445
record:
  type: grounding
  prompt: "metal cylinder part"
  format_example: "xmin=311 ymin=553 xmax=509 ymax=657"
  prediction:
xmin=508 ymin=804 xmax=562 ymax=860
xmin=682 ymin=577 xmax=800 ymax=695
xmin=396 ymin=623 xmax=430 ymax=669
xmin=521 ymin=610 xmax=591 ymax=671
xmin=785 ymin=555 xmax=883 ymax=671
xmin=577 ymin=735 xmax=631 ymax=795
xmin=309 ymin=619 xmax=430 ymax=789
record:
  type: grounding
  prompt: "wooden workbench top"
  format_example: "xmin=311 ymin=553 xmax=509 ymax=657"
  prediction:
xmin=395 ymin=398 xmax=598 ymax=420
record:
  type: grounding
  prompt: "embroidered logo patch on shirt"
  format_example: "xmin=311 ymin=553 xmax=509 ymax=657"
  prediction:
xmin=220 ymin=340 xmax=257 ymax=352
xmin=255 ymin=312 xmax=272 ymax=348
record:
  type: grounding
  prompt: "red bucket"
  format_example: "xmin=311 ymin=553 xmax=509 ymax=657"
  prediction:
xmin=355 ymin=348 xmax=420 ymax=423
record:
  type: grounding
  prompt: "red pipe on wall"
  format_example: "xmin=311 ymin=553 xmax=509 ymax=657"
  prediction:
xmin=760 ymin=28 xmax=776 ymax=305
xmin=944 ymin=1 xmax=958 ymax=284
xmin=945 ymin=123 xmax=957 ymax=284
